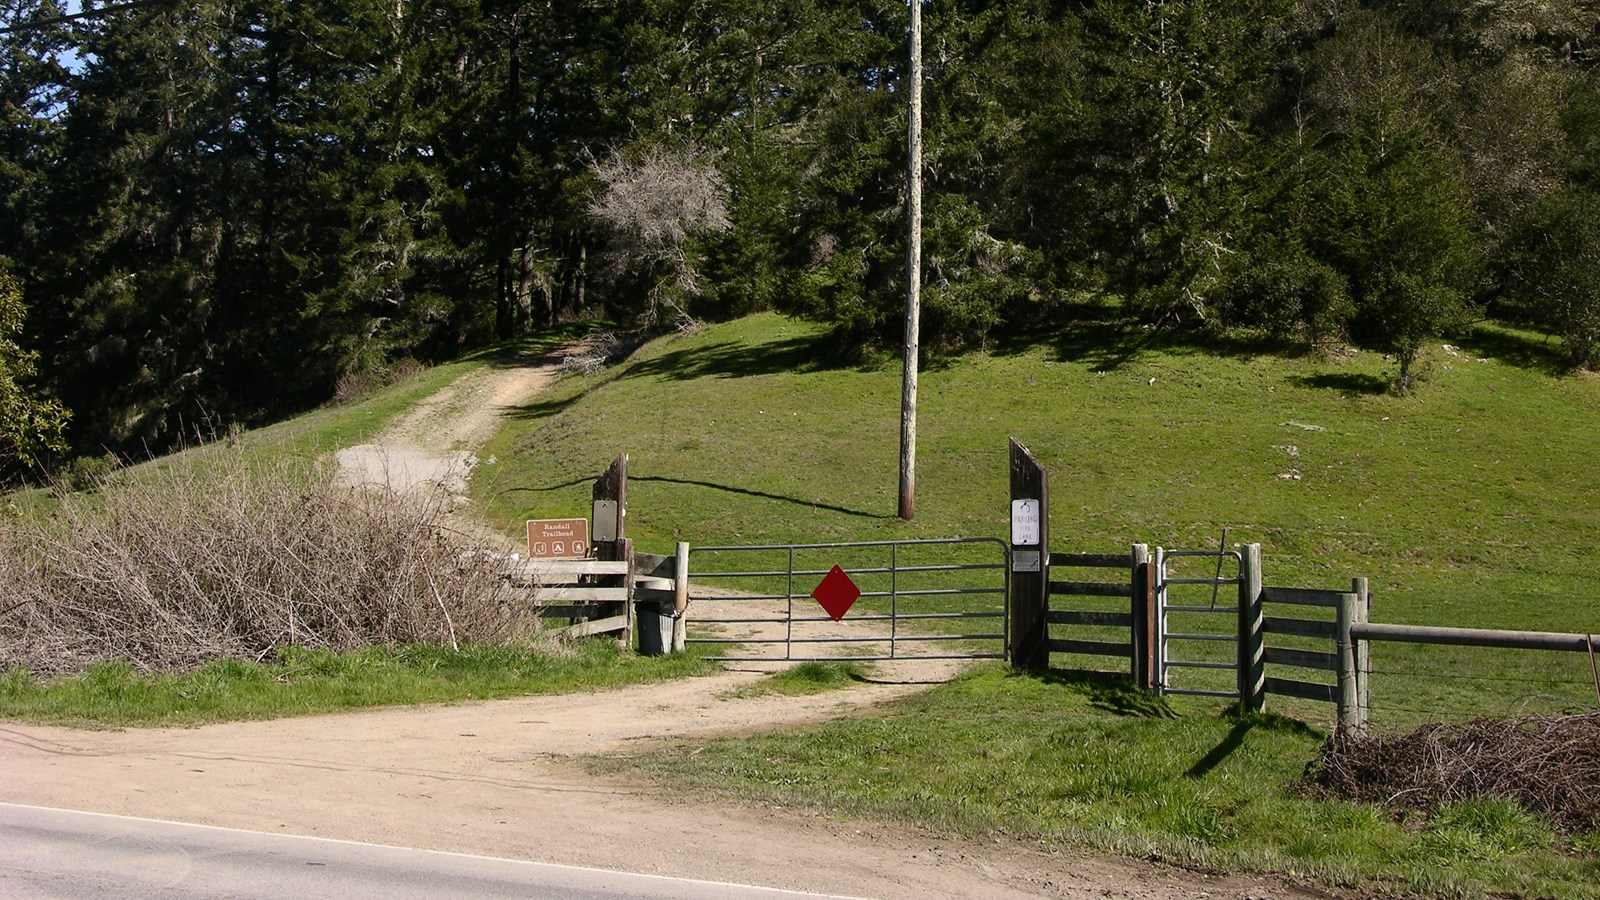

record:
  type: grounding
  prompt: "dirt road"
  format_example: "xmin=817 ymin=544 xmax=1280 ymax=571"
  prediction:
xmin=1 ymin=341 xmax=1339 ymax=899
xmin=0 ymin=669 xmax=1334 ymax=900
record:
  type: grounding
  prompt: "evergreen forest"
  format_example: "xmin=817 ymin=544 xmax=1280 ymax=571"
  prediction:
xmin=3 ymin=0 xmax=1599 ymax=473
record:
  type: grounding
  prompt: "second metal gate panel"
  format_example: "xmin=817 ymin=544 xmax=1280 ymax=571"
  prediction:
xmin=1156 ymin=547 xmax=1243 ymax=697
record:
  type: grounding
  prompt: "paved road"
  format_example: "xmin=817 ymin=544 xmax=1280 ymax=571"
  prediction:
xmin=0 ymin=804 xmax=867 ymax=900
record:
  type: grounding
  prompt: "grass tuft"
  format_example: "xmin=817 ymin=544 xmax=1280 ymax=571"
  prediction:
xmin=727 ymin=661 xmax=873 ymax=698
xmin=0 ymin=640 xmax=718 ymax=728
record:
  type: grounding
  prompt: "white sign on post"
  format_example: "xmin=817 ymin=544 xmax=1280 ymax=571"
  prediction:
xmin=1011 ymin=499 xmax=1040 ymax=546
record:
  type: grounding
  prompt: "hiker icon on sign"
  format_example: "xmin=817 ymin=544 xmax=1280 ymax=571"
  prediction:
xmin=526 ymin=518 xmax=590 ymax=560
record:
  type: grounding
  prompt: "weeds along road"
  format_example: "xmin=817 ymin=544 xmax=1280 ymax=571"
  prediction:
xmin=1 ymin=343 xmax=1342 ymax=900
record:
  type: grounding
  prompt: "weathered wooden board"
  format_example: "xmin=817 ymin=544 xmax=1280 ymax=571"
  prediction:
xmin=1049 ymin=580 xmax=1130 ymax=598
xmin=526 ymin=586 xmax=629 ymax=605
xmin=550 ymin=615 xmax=630 ymax=639
xmin=1261 ymin=586 xmax=1352 ymax=608
xmin=1048 ymin=638 xmax=1131 ymax=658
xmin=1260 ymin=616 xmax=1337 ymax=639
xmin=1263 ymin=676 xmax=1337 ymax=703
xmin=1049 ymin=552 xmax=1131 ymax=569
xmin=1047 ymin=609 xmax=1133 ymax=627
xmin=1263 ymin=646 xmax=1338 ymax=672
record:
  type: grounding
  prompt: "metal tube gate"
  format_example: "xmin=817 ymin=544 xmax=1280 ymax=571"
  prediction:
xmin=682 ymin=538 xmax=1010 ymax=662
xmin=1156 ymin=546 xmax=1244 ymax=697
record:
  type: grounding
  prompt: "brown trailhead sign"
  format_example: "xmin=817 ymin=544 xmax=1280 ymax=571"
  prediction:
xmin=526 ymin=518 xmax=589 ymax=559
xmin=812 ymin=565 xmax=862 ymax=622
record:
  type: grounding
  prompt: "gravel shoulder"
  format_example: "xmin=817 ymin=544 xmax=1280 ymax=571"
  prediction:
xmin=1 ymin=343 xmax=1345 ymax=900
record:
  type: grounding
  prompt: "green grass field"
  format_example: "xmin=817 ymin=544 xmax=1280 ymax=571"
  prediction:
xmin=474 ymin=311 xmax=1600 ymax=727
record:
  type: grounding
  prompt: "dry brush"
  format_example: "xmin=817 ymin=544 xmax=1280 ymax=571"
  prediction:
xmin=1303 ymin=713 xmax=1600 ymax=835
xmin=0 ymin=454 xmax=536 ymax=676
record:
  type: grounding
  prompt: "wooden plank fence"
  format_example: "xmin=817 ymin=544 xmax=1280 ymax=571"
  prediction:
xmin=1045 ymin=548 xmax=1155 ymax=688
xmin=504 ymin=453 xmax=638 ymax=646
xmin=505 ymin=553 xmax=635 ymax=640
xmin=520 ymin=442 xmax=1600 ymax=715
xmin=1246 ymin=576 xmax=1370 ymax=732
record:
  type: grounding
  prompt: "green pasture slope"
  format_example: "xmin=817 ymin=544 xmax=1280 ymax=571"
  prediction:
xmin=478 ymin=311 xmax=1600 ymax=898
xmin=476 ymin=311 xmax=1599 ymax=724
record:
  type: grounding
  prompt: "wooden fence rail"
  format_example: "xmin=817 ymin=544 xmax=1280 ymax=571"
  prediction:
xmin=1041 ymin=548 xmax=1154 ymax=687
xmin=1006 ymin=440 xmax=1599 ymax=731
xmin=1351 ymin=623 xmax=1597 ymax=652
xmin=506 ymin=549 xmax=635 ymax=640
xmin=1247 ymin=577 xmax=1371 ymax=730
xmin=1263 ymin=586 xmax=1600 ymax=735
xmin=1342 ymin=621 xmax=1600 ymax=733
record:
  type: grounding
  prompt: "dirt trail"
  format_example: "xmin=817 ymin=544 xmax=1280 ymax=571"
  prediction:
xmin=1 ymin=344 xmax=1341 ymax=900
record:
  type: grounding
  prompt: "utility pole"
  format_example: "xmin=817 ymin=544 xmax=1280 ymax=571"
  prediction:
xmin=899 ymin=0 xmax=923 ymax=522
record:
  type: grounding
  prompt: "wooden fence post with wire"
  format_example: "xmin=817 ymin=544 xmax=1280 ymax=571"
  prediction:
xmin=1342 ymin=619 xmax=1600 ymax=731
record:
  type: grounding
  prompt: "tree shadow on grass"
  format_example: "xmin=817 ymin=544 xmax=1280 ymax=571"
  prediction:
xmin=465 ymin=322 xmax=612 ymax=369
xmin=994 ymin=304 xmax=1300 ymax=373
xmin=504 ymin=393 xmax=584 ymax=422
xmin=992 ymin=313 xmax=1154 ymax=372
xmin=1015 ymin=668 xmax=1176 ymax=718
xmin=633 ymin=475 xmax=889 ymax=520
xmin=1455 ymin=323 xmax=1570 ymax=375
xmin=1287 ymin=372 xmax=1390 ymax=396
xmin=621 ymin=333 xmax=860 ymax=382
xmin=484 ymin=474 xmax=889 ymax=521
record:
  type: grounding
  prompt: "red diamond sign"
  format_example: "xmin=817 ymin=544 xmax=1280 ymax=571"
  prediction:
xmin=812 ymin=565 xmax=862 ymax=622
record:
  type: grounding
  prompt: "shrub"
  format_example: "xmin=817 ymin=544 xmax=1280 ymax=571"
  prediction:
xmin=1502 ymin=191 xmax=1600 ymax=370
xmin=0 ymin=452 xmax=532 ymax=676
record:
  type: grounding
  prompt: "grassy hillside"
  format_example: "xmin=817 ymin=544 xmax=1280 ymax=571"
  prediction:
xmin=475 ymin=311 xmax=1600 ymax=725
xmin=11 ymin=312 xmax=1595 ymax=897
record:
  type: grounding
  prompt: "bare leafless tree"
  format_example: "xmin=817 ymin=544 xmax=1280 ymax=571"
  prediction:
xmin=585 ymin=142 xmax=731 ymax=328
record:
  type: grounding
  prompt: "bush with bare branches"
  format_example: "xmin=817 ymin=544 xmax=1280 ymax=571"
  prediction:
xmin=0 ymin=454 xmax=535 ymax=676
xmin=1301 ymin=714 xmax=1600 ymax=835
xmin=586 ymin=142 xmax=731 ymax=327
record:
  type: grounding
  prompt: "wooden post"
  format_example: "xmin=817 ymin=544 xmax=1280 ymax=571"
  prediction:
xmin=1335 ymin=582 xmax=1365 ymax=738
xmin=898 ymin=0 xmax=923 ymax=522
xmin=1131 ymin=544 xmax=1153 ymax=689
xmin=1008 ymin=438 xmax=1049 ymax=671
xmin=1237 ymin=543 xmax=1265 ymax=713
xmin=1352 ymin=577 xmax=1370 ymax=730
xmin=592 ymin=454 xmax=631 ymax=649
xmin=672 ymin=541 xmax=689 ymax=654
xmin=592 ymin=453 xmax=627 ymax=547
